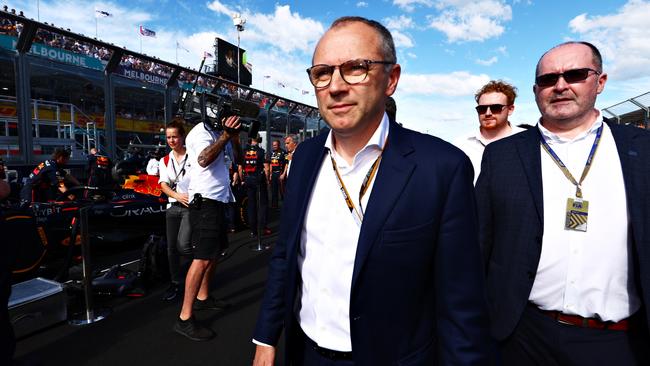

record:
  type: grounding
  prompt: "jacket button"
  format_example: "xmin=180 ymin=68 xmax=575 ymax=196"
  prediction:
xmin=352 ymin=316 xmax=361 ymax=321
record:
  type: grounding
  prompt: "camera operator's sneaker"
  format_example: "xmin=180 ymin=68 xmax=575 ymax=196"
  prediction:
xmin=193 ymin=295 xmax=232 ymax=312
xmin=173 ymin=316 xmax=215 ymax=341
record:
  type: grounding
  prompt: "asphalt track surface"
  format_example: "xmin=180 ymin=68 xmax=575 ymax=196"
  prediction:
xmin=14 ymin=210 xmax=286 ymax=366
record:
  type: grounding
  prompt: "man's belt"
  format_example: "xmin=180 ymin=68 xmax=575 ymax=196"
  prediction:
xmin=302 ymin=332 xmax=353 ymax=360
xmin=532 ymin=304 xmax=630 ymax=331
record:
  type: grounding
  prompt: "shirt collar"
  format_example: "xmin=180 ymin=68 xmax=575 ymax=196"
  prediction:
xmin=324 ymin=112 xmax=389 ymax=160
xmin=537 ymin=110 xmax=603 ymax=144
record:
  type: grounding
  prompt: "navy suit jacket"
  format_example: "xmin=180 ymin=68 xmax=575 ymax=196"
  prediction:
xmin=476 ymin=122 xmax=650 ymax=340
xmin=253 ymin=121 xmax=492 ymax=366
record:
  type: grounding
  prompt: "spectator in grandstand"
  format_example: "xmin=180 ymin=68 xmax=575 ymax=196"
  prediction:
xmin=454 ymin=80 xmax=524 ymax=183
xmin=159 ymin=120 xmax=192 ymax=302
xmin=174 ymin=115 xmax=241 ymax=341
xmin=19 ymin=148 xmax=81 ymax=207
xmin=239 ymin=136 xmax=270 ymax=237
xmin=268 ymin=140 xmax=286 ymax=209
xmin=252 ymin=16 xmax=490 ymax=366
xmin=477 ymin=41 xmax=650 ymax=365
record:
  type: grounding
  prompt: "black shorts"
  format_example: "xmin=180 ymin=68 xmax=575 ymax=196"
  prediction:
xmin=189 ymin=198 xmax=229 ymax=260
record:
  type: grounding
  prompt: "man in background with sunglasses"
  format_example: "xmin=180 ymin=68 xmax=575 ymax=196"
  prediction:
xmin=477 ymin=41 xmax=650 ymax=365
xmin=455 ymin=80 xmax=524 ymax=184
xmin=253 ymin=16 xmax=491 ymax=366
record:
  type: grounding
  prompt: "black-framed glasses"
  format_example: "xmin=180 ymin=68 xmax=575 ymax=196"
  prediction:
xmin=535 ymin=68 xmax=600 ymax=88
xmin=306 ymin=59 xmax=395 ymax=88
xmin=475 ymin=104 xmax=509 ymax=114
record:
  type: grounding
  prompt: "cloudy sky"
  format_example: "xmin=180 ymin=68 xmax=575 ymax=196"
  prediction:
xmin=5 ymin=0 xmax=650 ymax=141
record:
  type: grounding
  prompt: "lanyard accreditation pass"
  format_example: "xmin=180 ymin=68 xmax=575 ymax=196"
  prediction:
xmin=540 ymin=123 xmax=603 ymax=232
xmin=328 ymin=149 xmax=382 ymax=228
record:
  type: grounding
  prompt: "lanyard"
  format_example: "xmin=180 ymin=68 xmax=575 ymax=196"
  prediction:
xmin=540 ymin=123 xmax=603 ymax=199
xmin=327 ymin=148 xmax=383 ymax=227
xmin=171 ymin=153 xmax=188 ymax=183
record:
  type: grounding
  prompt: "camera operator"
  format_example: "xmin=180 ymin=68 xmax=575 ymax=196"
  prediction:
xmin=239 ymin=136 xmax=270 ymax=237
xmin=173 ymin=115 xmax=241 ymax=341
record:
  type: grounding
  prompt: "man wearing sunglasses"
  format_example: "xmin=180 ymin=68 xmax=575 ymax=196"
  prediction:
xmin=253 ymin=16 xmax=490 ymax=366
xmin=477 ymin=41 xmax=650 ymax=365
xmin=456 ymin=80 xmax=524 ymax=183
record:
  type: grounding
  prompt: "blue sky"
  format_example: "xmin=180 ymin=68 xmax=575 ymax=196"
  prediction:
xmin=6 ymin=0 xmax=650 ymax=141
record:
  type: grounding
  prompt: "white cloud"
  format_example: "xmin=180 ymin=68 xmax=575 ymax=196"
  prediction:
xmin=206 ymin=0 xmax=234 ymax=16
xmin=233 ymin=5 xmax=325 ymax=54
xmin=407 ymin=52 xmax=417 ymax=59
xmin=356 ymin=1 xmax=369 ymax=7
xmin=428 ymin=0 xmax=512 ymax=42
xmin=393 ymin=0 xmax=434 ymax=12
xmin=497 ymin=46 xmax=508 ymax=55
xmin=398 ymin=71 xmax=490 ymax=96
xmin=475 ymin=56 xmax=498 ymax=66
xmin=384 ymin=15 xmax=415 ymax=30
xmin=568 ymin=0 xmax=650 ymax=81
xmin=392 ymin=30 xmax=415 ymax=48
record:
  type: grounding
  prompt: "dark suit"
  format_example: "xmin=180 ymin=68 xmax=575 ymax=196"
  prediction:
xmin=253 ymin=121 xmax=491 ymax=366
xmin=476 ymin=122 xmax=650 ymax=341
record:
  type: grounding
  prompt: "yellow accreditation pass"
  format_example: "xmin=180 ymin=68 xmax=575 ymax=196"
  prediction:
xmin=565 ymin=198 xmax=589 ymax=232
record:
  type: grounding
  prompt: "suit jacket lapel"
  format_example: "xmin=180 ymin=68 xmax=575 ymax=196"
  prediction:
xmin=515 ymin=129 xmax=544 ymax=225
xmin=351 ymin=122 xmax=415 ymax=289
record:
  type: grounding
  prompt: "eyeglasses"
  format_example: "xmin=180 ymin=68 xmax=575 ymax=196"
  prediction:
xmin=306 ymin=59 xmax=395 ymax=88
xmin=535 ymin=68 xmax=600 ymax=88
xmin=475 ymin=104 xmax=509 ymax=114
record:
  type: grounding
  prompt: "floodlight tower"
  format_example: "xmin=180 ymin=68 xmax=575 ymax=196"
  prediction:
xmin=232 ymin=13 xmax=246 ymax=85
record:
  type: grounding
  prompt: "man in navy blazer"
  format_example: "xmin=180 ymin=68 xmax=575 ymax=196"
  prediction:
xmin=252 ymin=16 xmax=491 ymax=366
xmin=477 ymin=41 xmax=650 ymax=365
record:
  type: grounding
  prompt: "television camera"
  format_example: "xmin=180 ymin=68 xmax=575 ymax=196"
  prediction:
xmin=178 ymin=91 xmax=260 ymax=138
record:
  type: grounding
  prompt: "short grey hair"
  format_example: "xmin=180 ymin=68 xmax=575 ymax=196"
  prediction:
xmin=329 ymin=16 xmax=397 ymax=65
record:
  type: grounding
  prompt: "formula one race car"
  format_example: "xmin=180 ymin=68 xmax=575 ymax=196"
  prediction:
xmin=5 ymin=173 xmax=167 ymax=283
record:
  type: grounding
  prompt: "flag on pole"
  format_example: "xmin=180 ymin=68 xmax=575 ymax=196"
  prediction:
xmin=95 ymin=9 xmax=112 ymax=18
xmin=263 ymin=75 xmax=271 ymax=79
xmin=176 ymin=41 xmax=189 ymax=53
xmin=301 ymin=90 xmax=310 ymax=95
xmin=277 ymin=81 xmax=286 ymax=88
xmin=203 ymin=51 xmax=213 ymax=58
xmin=139 ymin=26 xmax=156 ymax=37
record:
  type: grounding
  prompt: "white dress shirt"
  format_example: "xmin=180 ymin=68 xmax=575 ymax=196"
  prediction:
xmin=529 ymin=114 xmax=640 ymax=322
xmin=145 ymin=158 xmax=160 ymax=176
xmin=185 ymin=122 xmax=235 ymax=203
xmin=297 ymin=114 xmax=389 ymax=352
xmin=455 ymin=124 xmax=524 ymax=184
xmin=158 ymin=151 xmax=190 ymax=207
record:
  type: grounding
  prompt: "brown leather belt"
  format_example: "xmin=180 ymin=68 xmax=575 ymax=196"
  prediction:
xmin=533 ymin=305 xmax=630 ymax=331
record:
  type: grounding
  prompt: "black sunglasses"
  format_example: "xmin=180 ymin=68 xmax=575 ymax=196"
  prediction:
xmin=535 ymin=68 xmax=600 ymax=88
xmin=306 ymin=59 xmax=394 ymax=88
xmin=475 ymin=104 xmax=508 ymax=114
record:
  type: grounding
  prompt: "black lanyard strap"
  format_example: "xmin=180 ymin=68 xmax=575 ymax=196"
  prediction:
xmin=540 ymin=123 xmax=603 ymax=198
xmin=171 ymin=153 xmax=188 ymax=183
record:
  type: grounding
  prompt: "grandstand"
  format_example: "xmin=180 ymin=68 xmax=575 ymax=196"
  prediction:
xmin=603 ymin=91 xmax=650 ymax=130
xmin=0 ymin=6 xmax=324 ymax=171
